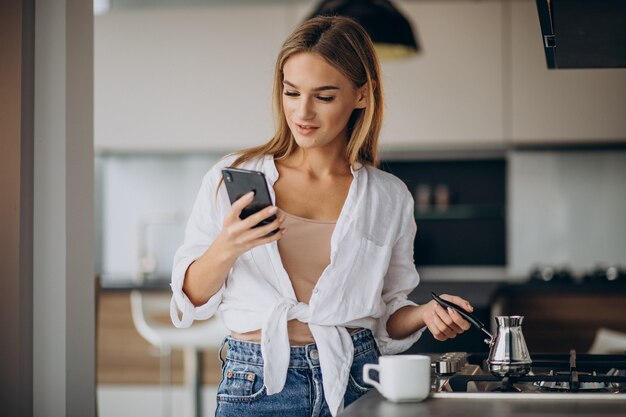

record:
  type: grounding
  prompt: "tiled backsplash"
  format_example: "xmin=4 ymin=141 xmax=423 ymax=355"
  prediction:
xmin=96 ymin=150 xmax=626 ymax=282
xmin=508 ymin=150 xmax=626 ymax=279
xmin=96 ymin=154 xmax=220 ymax=280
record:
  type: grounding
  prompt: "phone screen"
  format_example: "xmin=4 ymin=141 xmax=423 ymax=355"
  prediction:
xmin=222 ymin=167 xmax=277 ymax=232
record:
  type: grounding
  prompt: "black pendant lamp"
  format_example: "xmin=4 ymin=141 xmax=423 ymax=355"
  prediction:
xmin=308 ymin=0 xmax=420 ymax=60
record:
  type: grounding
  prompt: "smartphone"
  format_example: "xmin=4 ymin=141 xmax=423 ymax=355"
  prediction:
xmin=222 ymin=167 xmax=278 ymax=233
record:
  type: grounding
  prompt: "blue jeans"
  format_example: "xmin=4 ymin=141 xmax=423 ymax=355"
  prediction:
xmin=215 ymin=328 xmax=380 ymax=417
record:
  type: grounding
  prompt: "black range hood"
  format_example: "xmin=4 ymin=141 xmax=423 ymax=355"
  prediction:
xmin=536 ymin=0 xmax=626 ymax=69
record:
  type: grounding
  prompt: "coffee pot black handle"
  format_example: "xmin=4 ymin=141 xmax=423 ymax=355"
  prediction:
xmin=430 ymin=292 xmax=493 ymax=344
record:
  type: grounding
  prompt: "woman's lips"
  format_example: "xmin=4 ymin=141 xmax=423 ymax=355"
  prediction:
xmin=295 ymin=123 xmax=319 ymax=135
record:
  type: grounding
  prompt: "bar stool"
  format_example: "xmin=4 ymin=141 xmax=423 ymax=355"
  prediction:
xmin=130 ymin=290 xmax=227 ymax=417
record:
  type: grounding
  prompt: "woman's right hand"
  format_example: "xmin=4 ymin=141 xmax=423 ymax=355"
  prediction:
xmin=183 ymin=192 xmax=285 ymax=306
xmin=216 ymin=191 xmax=285 ymax=259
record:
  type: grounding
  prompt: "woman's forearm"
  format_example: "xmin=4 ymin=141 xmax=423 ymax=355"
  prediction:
xmin=386 ymin=305 xmax=426 ymax=339
xmin=386 ymin=295 xmax=474 ymax=341
xmin=182 ymin=238 xmax=237 ymax=306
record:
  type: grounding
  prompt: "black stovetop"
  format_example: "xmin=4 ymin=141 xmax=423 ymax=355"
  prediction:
xmin=445 ymin=350 xmax=626 ymax=393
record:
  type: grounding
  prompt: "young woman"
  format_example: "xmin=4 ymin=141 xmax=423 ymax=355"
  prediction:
xmin=170 ymin=16 xmax=473 ymax=417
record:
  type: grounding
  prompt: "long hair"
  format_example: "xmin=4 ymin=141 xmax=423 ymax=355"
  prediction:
xmin=226 ymin=15 xmax=384 ymax=170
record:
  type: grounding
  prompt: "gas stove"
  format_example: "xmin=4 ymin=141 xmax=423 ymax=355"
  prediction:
xmin=431 ymin=350 xmax=626 ymax=400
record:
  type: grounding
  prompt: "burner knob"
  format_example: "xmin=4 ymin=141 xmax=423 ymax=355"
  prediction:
xmin=606 ymin=266 xmax=618 ymax=281
xmin=585 ymin=264 xmax=626 ymax=283
xmin=541 ymin=267 xmax=554 ymax=281
xmin=433 ymin=352 xmax=467 ymax=375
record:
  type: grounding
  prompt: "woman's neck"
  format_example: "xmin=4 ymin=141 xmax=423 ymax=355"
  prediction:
xmin=283 ymin=146 xmax=351 ymax=179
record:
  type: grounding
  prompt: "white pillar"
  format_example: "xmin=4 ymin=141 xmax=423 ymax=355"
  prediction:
xmin=33 ymin=0 xmax=95 ymax=416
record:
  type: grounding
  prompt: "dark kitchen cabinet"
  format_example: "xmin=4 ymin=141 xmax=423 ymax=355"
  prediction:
xmin=492 ymin=283 xmax=626 ymax=353
xmin=381 ymin=158 xmax=506 ymax=267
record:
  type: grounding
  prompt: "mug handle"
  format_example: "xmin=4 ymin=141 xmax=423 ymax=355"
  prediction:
xmin=362 ymin=363 xmax=382 ymax=392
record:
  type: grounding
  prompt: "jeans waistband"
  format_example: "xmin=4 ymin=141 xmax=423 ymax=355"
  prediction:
xmin=223 ymin=328 xmax=377 ymax=369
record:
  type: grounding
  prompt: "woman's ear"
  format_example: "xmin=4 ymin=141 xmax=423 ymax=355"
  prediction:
xmin=355 ymin=81 xmax=376 ymax=109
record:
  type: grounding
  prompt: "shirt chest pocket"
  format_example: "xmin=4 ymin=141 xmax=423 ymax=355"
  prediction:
xmin=345 ymin=237 xmax=392 ymax=308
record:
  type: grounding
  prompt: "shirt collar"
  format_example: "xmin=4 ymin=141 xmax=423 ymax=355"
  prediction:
xmin=351 ymin=161 xmax=364 ymax=174
xmin=263 ymin=154 xmax=279 ymax=185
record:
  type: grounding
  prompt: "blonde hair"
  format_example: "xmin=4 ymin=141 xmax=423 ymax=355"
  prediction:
xmin=226 ymin=15 xmax=383 ymax=172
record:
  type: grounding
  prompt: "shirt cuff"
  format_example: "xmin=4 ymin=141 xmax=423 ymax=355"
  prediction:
xmin=170 ymin=257 xmax=224 ymax=328
xmin=169 ymin=283 xmax=224 ymax=328
xmin=374 ymin=299 xmax=425 ymax=355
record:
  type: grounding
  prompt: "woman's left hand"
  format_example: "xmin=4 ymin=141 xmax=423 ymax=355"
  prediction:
xmin=421 ymin=294 xmax=473 ymax=341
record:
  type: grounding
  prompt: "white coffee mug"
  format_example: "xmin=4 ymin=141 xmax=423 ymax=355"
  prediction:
xmin=363 ymin=354 xmax=431 ymax=402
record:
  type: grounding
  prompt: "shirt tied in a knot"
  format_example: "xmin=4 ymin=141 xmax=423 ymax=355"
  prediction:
xmin=261 ymin=297 xmax=354 ymax=416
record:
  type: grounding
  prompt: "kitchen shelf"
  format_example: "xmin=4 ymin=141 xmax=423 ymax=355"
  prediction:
xmin=415 ymin=204 xmax=504 ymax=220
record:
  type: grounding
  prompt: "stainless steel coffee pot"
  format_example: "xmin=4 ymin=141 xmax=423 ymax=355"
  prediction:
xmin=486 ymin=316 xmax=532 ymax=376
xmin=430 ymin=293 xmax=532 ymax=377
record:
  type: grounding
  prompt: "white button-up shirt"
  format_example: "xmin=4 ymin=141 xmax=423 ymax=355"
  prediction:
xmin=170 ymin=154 xmax=424 ymax=416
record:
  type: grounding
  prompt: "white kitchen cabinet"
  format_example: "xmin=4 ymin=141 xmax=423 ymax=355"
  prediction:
xmin=96 ymin=2 xmax=506 ymax=153
xmin=379 ymin=1 xmax=505 ymax=150
xmin=95 ymin=1 xmax=626 ymax=153
xmin=510 ymin=0 xmax=626 ymax=144
xmin=95 ymin=5 xmax=292 ymax=153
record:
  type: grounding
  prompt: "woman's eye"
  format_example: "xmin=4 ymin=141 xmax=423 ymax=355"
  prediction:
xmin=283 ymin=91 xmax=299 ymax=97
xmin=317 ymin=96 xmax=335 ymax=102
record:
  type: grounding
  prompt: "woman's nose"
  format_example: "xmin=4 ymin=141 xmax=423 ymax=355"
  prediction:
xmin=296 ymin=97 xmax=315 ymax=120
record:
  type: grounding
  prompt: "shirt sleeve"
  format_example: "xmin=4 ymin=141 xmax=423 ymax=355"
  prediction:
xmin=170 ymin=166 xmax=225 ymax=328
xmin=374 ymin=189 xmax=425 ymax=354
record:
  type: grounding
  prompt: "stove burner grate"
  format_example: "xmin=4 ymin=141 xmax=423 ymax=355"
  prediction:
xmin=491 ymin=377 xmax=522 ymax=392
xmin=535 ymin=371 xmax=609 ymax=392
xmin=445 ymin=350 xmax=626 ymax=393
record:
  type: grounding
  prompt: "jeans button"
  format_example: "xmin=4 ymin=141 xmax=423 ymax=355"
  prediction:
xmin=310 ymin=349 xmax=319 ymax=360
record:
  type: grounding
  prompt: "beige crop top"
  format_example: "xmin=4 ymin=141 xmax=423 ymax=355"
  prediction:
xmin=230 ymin=208 xmax=337 ymax=345
xmin=276 ymin=209 xmax=336 ymax=304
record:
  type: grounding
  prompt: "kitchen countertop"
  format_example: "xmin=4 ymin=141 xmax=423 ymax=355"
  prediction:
xmin=97 ymin=276 xmax=171 ymax=292
xmin=338 ymin=390 xmax=626 ymax=417
xmin=494 ymin=280 xmax=626 ymax=294
xmin=97 ymin=276 xmax=626 ymax=295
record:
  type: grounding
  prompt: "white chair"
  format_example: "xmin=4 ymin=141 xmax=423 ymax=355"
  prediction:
xmin=588 ymin=327 xmax=626 ymax=354
xmin=130 ymin=290 xmax=227 ymax=417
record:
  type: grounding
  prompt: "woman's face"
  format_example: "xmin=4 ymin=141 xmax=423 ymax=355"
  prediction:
xmin=282 ymin=52 xmax=367 ymax=152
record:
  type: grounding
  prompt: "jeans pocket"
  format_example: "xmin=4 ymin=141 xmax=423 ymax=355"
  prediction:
xmin=348 ymin=373 xmax=371 ymax=393
xmin=217 ymin=361 xmax=267 ymax=403
xmin=348 ymin=348 xmax=378 ymax=393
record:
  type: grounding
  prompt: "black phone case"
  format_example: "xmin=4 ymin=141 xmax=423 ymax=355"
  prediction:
xmin=222 ymin=167 xmax=277 ymax=230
